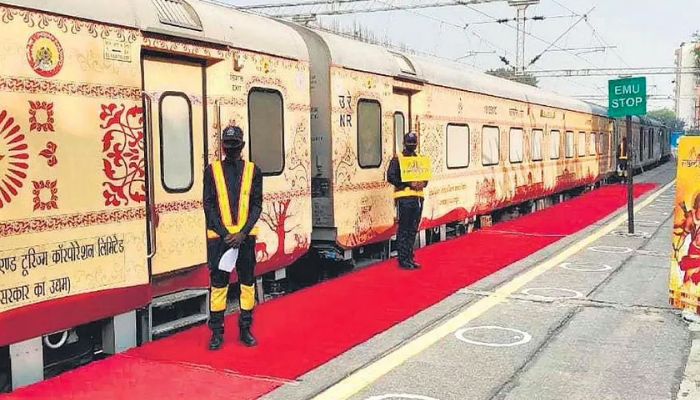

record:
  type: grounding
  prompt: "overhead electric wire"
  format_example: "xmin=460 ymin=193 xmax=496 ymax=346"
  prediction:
xmin=461 ymin=3 xmax=601 ymax=71
xmin=368 ymin=0 xmax=514 ymax=57
xmin=527 ymin=7 xmax=594 ymax=67
xmin=550 ymin=0 xmax=632 ymax=68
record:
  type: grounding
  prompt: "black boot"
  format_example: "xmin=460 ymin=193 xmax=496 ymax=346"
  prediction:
xmin=209 ymin=331 xmax=224 ymax=351
xmin=239 ymin=310 xmax=257 ymax=347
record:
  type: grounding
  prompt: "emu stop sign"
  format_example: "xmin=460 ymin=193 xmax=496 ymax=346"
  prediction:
xmin=608 ymin=77 xmax=647 ymax=118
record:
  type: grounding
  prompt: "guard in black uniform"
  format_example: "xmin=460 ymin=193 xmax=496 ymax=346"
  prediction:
xmin=617 ymin=136 xmax=628 ymax=183
xmin=203 ymin=126 xmax=263 ymax=350
xmin=387 ymin=132 xmax=428 ymax=270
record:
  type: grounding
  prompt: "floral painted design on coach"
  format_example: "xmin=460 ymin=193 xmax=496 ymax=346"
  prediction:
xmin=39 ymin=141 xmax=58 ymax=166
xmin=0 ymin=109 xmax=29 ymax=208
xmin=29 ymin=101 xmax=54 ymax=132
xmin=32 ymin=180 xmax=58 ymax=211
xmin=100 ymin=103 xmax=145 ymax=207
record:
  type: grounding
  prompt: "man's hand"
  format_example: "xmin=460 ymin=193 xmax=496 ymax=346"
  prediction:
xmin=410 ymin=181 xmax=425 ymax=190
xmin=224 ymin=233 xmax=245 ymax=248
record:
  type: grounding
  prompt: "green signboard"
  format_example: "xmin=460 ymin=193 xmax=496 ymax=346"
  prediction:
xmin=608 ymin=77 xmax=647 ymax=118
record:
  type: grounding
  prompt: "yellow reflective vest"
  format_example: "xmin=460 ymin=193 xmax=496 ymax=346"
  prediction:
xmin=206 ymin=160 xmax=259 ymax=239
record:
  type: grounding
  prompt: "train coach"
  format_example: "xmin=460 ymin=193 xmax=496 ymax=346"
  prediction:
xmin=0 ymin=0 xmax=313 ymax=389
xmin=293 ymin=26 xmax=619 ymax=259
xmin=0 ymin=0 xmax=669 ymax=391
xmin=292 ymin=27 xmax=669 ymax=260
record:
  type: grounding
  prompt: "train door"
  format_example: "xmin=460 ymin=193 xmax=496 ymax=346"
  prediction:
xmin=392 ymin=90 xmax=411 ymax=154
xmin=142 ymin=55 xmax=207 ymax=276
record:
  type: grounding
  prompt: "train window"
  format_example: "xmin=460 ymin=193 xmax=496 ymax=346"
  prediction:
xmin=482 ymin=126 xmax=500 ymax=166
xmin=550 ymin=130 xmax=561 ymax=159
xmin=532 ymin=129 xmax=543 ymax=161
xmin=159 ymin=92 xmax=193 ymax=192
xmin=509 ymin=128 xmax=524 ymax=164
xmin=565 ymin=131 xmax=574 ymax=158
xmin=358 ymin=99 xmax=382 ymax=168
xmin=249 ymin=88 xmax=284 ymax=175
xmin=589 ymin=133 xmax=597 ymax=155
xmin=446 ymin=124 xmax=470 ymax=169
xmin=577 ymin=132 xmax=586 ymax=157
xmin=394 ymin=112 xmax=405 ymax=155
xmin=599 ymin=133 xmax=609 ymax=155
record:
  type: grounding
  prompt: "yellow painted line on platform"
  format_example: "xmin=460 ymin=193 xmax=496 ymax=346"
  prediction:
xmin=312 ymin=180 xmax=676 ymax=400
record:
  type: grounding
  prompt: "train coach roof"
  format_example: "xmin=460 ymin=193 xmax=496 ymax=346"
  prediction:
xmin=310 ymin=28 xmax=606 ymax=116
xmin=2 ymin=0 xmax=309 ymax=61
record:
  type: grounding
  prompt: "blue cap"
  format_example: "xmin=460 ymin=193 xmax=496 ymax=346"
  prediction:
xmin=404 ymin=132 xmax=418 ymax=145
xmin=222 ymin=125 xmax=244 ymax=148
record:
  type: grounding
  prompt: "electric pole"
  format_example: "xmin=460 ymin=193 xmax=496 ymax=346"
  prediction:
xmin=508 ymin=0 xmax=539 ymax=75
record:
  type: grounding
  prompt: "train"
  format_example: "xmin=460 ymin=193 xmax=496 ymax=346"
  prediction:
xmin=0 ymin=0 xmax=670 ymax=391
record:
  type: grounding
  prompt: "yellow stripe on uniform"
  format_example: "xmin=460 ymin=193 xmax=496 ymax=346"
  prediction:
xmin=311 ymin=180 xmax=675 ymax=400
xmin=209 ymin=160 xmax=259 ymax=238
xmin=240 ymin=284 xmax=256 ymax=311
xmin=212 ymin=161 xmax=234 ymax=228
xmin=393 ymin=188 xmax=424 ymax=199
xmin=210 ymin=286 xmax=228 ymax=312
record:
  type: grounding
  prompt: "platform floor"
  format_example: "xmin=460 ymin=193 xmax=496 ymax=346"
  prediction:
xmin=5 ymin=163 xmax=689 ymax=400
xmin=266 ymin=163 xmax=692 ymax=400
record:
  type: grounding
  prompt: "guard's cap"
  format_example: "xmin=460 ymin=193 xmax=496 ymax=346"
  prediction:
xmin=404 ymin=132 xmax=418 ymax=145
xmin=222 ymin=125 xmax=244 ymax=148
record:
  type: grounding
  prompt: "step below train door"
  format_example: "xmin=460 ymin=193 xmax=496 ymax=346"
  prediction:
xmin=142 ymin=54 xmax=207 ymax=276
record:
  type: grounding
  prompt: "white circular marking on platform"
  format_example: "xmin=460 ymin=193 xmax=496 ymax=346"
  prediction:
xmin=454 ymin=326 xmax=532 ymax=348
xmin=560 ymin=262 xmax=613 ymax=272
xmin=521 ymin=287 xmax=584 ymax=300
xmin=609 ymin=230 xmax=651 ymax=239
xmin=588 ymin=245 xmax=633 ymax=254
xmin=365 ymin=395 xmax=440 ymax=400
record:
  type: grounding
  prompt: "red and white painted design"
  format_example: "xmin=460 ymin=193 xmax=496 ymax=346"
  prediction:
xmin=28 ymin=100 xmax=54 ymax=132
xmin=0 ymin=109 xmax=29 ymax=208
xmin=257 ymin=198 xmax=310 ymax=266
xmin=100 ymin=103 xmax=145 ymax=207
xmin=0 ymin=76 xmax=141 ymax=100
xmin=155 ymin=199 xmax=202 ymax=214
xmin=39 ymin=141 xmax=57 ymax=166
xmin=26 ymin=31 xmax=64 ymax=78
xmin=32 ymin=179 xmax=58 ymax=211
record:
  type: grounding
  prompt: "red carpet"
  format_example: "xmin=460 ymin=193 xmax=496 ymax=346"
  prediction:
xmin=4 ymin=183 xmax=656 ymax=400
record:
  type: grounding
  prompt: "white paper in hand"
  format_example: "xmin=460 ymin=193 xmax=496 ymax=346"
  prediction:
xmin=218 ymin=247 xmax=238 ymax=272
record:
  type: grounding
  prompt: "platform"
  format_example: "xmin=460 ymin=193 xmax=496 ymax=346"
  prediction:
xmin=5 ymin=163 xmax=693 ymax=400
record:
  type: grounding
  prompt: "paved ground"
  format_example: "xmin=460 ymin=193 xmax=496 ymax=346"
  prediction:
xmin=263 ymin=162 xmax=697 ymax=400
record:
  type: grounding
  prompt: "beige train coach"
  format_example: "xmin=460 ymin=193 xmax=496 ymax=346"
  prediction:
xmin=0 ymin=0 xmax=312 ymax=377
xmin=293 ymin=26 xmax=625 ymax=257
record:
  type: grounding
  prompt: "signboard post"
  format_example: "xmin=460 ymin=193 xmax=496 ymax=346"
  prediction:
xmin=608 ymin=76 xmax=647 ymax=234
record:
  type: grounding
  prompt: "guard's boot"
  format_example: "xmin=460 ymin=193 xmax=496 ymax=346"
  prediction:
xmin=209 ymin=331 xmax=224 ymax=351
xmin=239 ymin=310 xmax=257 ymax=347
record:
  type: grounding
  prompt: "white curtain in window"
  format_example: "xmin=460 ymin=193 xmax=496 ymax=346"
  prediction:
xmin=482 ymin=126 xmax=500 ymax=166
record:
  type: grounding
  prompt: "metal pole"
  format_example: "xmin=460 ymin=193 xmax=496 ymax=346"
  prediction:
xmin=626 ymin=115 xmax=634 ymax=234
xmin=515 ymin=5 xmax=526 ymax=75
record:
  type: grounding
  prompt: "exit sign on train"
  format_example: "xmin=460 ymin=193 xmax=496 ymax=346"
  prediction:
xmin=608 ymin=77 xmax=647 ymax=118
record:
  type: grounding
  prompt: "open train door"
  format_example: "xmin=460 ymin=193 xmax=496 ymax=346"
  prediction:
xmin=142 ymin=54 xmax=207 ymax=276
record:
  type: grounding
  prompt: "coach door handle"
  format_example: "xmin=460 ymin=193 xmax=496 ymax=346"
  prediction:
xmin=142 ymin=92 xmax=157 ymax=260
